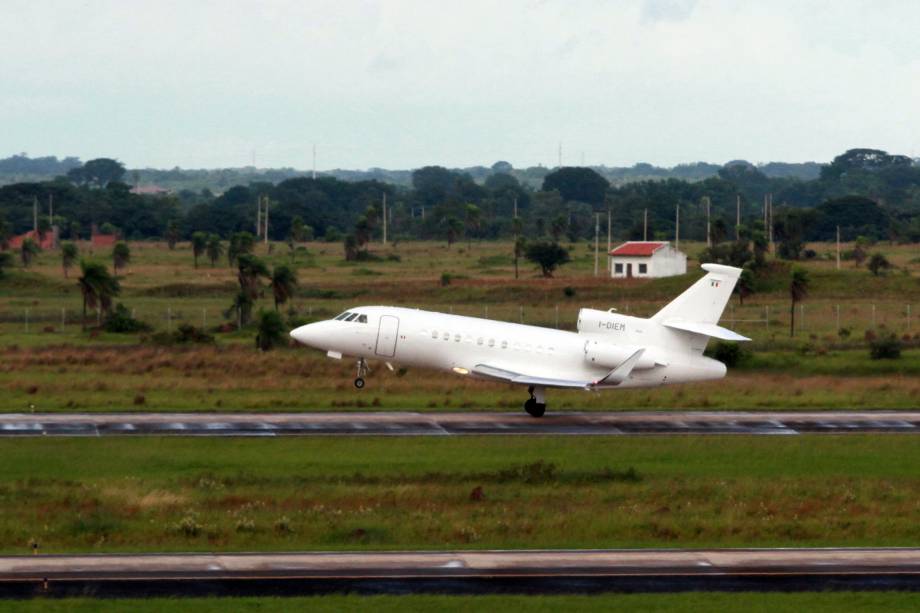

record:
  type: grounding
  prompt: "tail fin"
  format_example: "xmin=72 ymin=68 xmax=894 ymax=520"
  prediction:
xmin=651 ymin=263 xmax=742 ymax=325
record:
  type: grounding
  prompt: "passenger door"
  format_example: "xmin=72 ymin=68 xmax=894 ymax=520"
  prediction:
xmin=375 ymin=315 xmax=399 ymax=357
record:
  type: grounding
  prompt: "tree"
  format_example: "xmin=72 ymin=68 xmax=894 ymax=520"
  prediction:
xmin=112 ymin=241 xmax=131 ymax=273
xmin=550 ymin=215 xmax=567 ymax=241
xmin=255 ymin=310 xmax=287 ymax=351
xmin=67 ymin=158 xmax=126 ymax=187
xmin=206 ymin=234 xmax=223 ymax=267
xmin=77 ymin=260 xmax=120 ymax=330
xmin=444 ymin=216 xmax=462 ymax=249
xmin=867 ymin=252 xmax=892 ymax=276
xmin=165 ymin=220 xmax=180 ymax=250
xmin=233 ymin=253 xmax=270 ymax=325
xmin=735 ymin=266 xmax=755 ymax=305
xmin=61 ymin=242 xmax=78 ymax=278
xmin=541 ymin=167 xmax=609 ymax=205
xmin=227 ymin=231 xmax=255 ymax=265
xmin=20 ymin=237 xmax=40 ymax=267
xmin=525 ymin=241 xmax=570 ymax=278
xmin=0 ymin=217 xmax=9 ymax=250
xmin=0 ymin=252 xmax=12 ymax=277
xmin=343 ymin=234 xmax=359 ymax=261
xmin=464 ymin=204 xmax=481 ymax=249
xmin=789 ymin=266 xmax=809 ymax=337
xmin=290 ymin=215 xmax=306 ymax=244
xmin=270 ymin=264 xmax=298 ymax=311
xmin=191 ymin=231 xmax=207 ymax=268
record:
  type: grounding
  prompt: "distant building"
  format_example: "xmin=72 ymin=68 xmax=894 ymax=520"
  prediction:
xmin=91 ymin=224 xmax=118 ymax=248
xmin=608 ymin=241 xmax=687 ymax=279
xmin=9 ymin=227 xmax=59 ymax=250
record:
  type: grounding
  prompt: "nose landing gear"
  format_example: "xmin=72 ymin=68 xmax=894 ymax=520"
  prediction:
xmin=523 ymin=385 xmax=546 ymax=418
xmin=354 ymin=358 xmax=369 ymax=389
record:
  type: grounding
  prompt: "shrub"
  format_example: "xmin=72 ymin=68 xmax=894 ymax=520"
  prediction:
xmin=869 ymin=333 xmax=902 ymax=360
xmin=563 ymin=286 xmax=576 ymax=298
xmin=706 ymin=341 xmax=747 ymax=367
xmin=440 ymin=272 xmax=452 ymax=286
xmin=150 ymin=324 xmax=215 ymax=346
xmin=103 ymin=303 xmax=151 ymax=333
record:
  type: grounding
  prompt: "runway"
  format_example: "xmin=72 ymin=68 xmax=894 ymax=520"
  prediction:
xmin=2 ymin=548 xmax=919 ymax=596
xmin=0 ymin=411 xmax=918 ymax=436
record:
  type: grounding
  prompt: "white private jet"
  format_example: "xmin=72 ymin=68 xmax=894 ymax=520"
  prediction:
xmin=290 ymin=263 xmax=749 ymax=417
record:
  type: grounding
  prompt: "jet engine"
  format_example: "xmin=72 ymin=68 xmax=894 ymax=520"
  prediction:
xmin=583 ymin=339 xmax=656 ymax=370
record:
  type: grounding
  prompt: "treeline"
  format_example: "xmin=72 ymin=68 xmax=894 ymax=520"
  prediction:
xmin=0 ymin=149 xmax=918 ymax=251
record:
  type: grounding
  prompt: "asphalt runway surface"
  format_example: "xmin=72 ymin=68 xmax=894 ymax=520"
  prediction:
xmin=3 ymin=548 xmax=919 ymax=596
xmin=0 ymin=411 xmax=918 ymax=436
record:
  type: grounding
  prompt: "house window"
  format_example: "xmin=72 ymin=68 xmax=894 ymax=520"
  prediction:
xmin=432 ymin=330 xmax=438 ymax=339
xmin=488 ymin=338 xmax=495 ymax=347
xmin=454 ymin=334 xmax=461 ymax=342
xmin=443 ymin=332 xmax=449 ymax=341
xmin=638 ymin=263 xmax=648 ymax=274
xmin=501 ymin=340 xmax=508 ymax=349
xmin=477 ymin=337 xmax=483 ymax=345
xmin=614 ymin=263 xmax=623 ymax=274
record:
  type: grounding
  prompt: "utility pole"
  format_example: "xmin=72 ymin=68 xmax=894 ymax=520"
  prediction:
xmin=593 ymin=213 xmax=600 ymax=277
xmin=643 ymin=208 xmax=648 ymax=241
xmin=606 ymin=207 xmax=611 ymax=272
xmin=704 ymin=196 xmax=711 ymax=247
xmin=735 ymin=194 xmax=741 ymax=240
xmin=513 ymin=196 xmax=518 ymax=219
xmin=675 ymin=204 xmax=680 ymax=251
xmin=263 ymin=196 xmax=269 ymax=246
xmin=48 ymin=193 xmax=53 ymax=227
xmin=768 ymin=193 xmax=774 ymax=251
xmin=256 ymin=198 xmax=262 ymax=237
xmin=836 ymin=225 xmax=841 ymax=271
xmin=382 ymin=192 xmax=388 ymax=245
xmin=557 ymin=142 xmax=562 ymax=168
xmin=312 ymin=144 xmax=316 ymax=180
xmin=33 ymin=196 xmax=38 ymax=234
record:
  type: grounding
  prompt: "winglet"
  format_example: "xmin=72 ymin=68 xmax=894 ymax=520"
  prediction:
xmin=592 ymin=348 xmax=645 ymax=387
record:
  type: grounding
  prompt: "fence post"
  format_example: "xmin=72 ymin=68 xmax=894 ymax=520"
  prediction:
xmin=765 ymin=305 xmax=769 ymax=330
xmin=835 ymin=304 xmax=840 ymax=333
xmin=800 ymin=304 xmax=805 ymax=331
xmin=202 ymin=308 xmax=207 ymax=329
xmin=61 ymin=307 xmax=66 ymax=331
xmin=519 ymin=306 xmax=523 ymax=324
xmin=555 ymin=305 xmax=559 ymax=329
xmin=908 ymin=304 xmax=912 ymax=330
xmin=25 ymin=308 xmax=29 ymax=333
xmin=484 ymin=305 xmax=488 ymax=319
xmin=167 ymin=307 xmax=172 ymax=332
xmin=872 ymin=304 xmax=876 ymax=328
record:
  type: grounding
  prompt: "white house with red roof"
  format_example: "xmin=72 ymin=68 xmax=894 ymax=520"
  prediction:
xmin=608 ymin=241 xmax=686 ymax=279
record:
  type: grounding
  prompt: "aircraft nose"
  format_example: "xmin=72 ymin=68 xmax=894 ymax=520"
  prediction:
xmin=290 ymin=323 xmax=324 ymax=347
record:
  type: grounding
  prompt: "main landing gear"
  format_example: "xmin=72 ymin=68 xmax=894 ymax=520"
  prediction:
xmin=524 ymin=385 xmax=546 ymax=418
xmin=354 ymin=358 xmax=369 ymax=389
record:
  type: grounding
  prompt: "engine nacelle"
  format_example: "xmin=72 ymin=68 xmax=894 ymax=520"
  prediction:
xmin=583 ymin=339 xmax=656 ymax=370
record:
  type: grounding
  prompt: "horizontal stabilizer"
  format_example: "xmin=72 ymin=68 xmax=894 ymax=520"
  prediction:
xmin=663 ymin=319 xmax=751 ymax=341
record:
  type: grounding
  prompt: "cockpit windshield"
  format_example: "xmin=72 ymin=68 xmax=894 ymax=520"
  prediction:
xmin=333 ymin=311 xmax=368 ymax=323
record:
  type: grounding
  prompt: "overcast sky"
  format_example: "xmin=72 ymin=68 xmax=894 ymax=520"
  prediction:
xmin=3 ymin=0 xmax=919 ymax=170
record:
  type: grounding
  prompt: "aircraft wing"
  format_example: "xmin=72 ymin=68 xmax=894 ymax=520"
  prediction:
xmin=472 ymin=348 xmax=647 ymax=390
xmin=471 ymin=364 xmax=591 ymax=389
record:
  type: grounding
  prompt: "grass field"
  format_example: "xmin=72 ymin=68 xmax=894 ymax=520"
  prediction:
xmin=1 ymin=239 xmax=918 ymax=412
xmin=1 ymin=435 xmax=917 ymax=554
xmin=4 ymin=593 xmax=920 ymax=612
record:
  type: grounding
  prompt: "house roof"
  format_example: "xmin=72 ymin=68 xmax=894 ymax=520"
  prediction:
xmin=609 ymin=241 xmax=668 ymax=257
xmin=9 ymin=230 xmax=56 ymax=250
xmin=91 ymin=234 xmax=117 ymax=247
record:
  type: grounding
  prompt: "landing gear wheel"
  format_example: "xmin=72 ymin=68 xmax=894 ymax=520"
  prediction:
xmin=524 ymin=398 xmax=546 ymax=418
xmin=354 ymin=377 xmax=365 ymax=389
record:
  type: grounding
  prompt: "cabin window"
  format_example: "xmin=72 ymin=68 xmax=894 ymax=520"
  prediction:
xmin=488 ymin=339 xmax=495 ymax=347
xmin=432 ymin=330 xmax=438 ymax=339
xmin=344 ymin=313 xmax=359 ymax=322
xmin=357 ymin=314 xmax=368 ymax=323
xmin=614 ymin=263 xmax=623 ymax=274
xmin=638 ymin=263 xmax=648 ymax=274
xmin=454 ymin=334 xmax=461 ymax=342
xmin=335 ymin=312 xmax=351 ymax=320
xmin=443 ymin=332 xmax=449 ymax=341
xmin=501 ymin=340 xmax=508 ymax=349
xmin=464 ymin=335 xmax=473 ymax=344
xmin=477 ymin=337 xmax=483 ymax=345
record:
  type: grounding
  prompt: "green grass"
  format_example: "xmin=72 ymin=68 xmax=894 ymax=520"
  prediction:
xmin=1 ymin=436 xmax=918 ymax=553
xmin=3 ymin=593 xmax=920 ymax=612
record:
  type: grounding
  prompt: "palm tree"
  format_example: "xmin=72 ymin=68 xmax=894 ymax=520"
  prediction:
xmin=206 ymin=234 xmax=223 ymax=267
xmin=112 ymin=242 xmax=131 ymax=273
xmin=789 ymin=266 xmax=809 ymax=337
xmin=233 ymin=254 xmax=270 ymax=325
xmin=735 ymin=266 xmax=754 ymax=305
xmin=444 ymin=216 xmax=462 ymax=249
xmin=191 ymin=232 xmax=207 ymax=268
xmin=77 ymin=260 xmax=120 ymax=330
xmin=61 ymin=242 xmax=78 ymax=278
xmin=165 ymin=220 xmax=180 ymax=250
xmin=20 ymin=238 xmax=40 ymax=267
xmin=270 ymin=264 xmax=298 ymax=311
xmin=464 ymin=204 xmax=481 ymax=250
